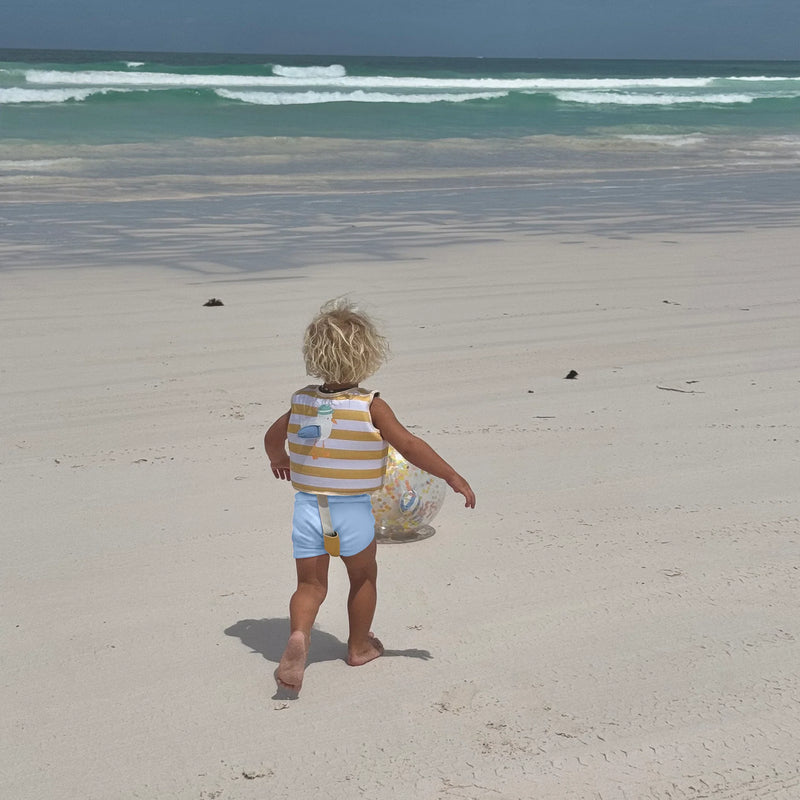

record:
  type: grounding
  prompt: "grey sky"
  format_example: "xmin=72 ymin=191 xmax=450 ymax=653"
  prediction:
xmin=3 ymin=0 xmax=799 ymax=60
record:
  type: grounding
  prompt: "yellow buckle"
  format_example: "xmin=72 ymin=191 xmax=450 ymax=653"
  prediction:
xmin=324 ymin=531 xmax=340 ymax=557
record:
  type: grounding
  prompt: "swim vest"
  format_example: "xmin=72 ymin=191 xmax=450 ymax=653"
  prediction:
xmin=287 ymin=385 xmax=388 ymax=495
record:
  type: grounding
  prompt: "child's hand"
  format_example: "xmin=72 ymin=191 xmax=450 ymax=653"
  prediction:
xmin=448 ymin=474 xmax=476 ymax=509
xmin=270 ymin=456 xmax=291 ymax=481
xmin=265 ymin=412 xmax=291 ymax=480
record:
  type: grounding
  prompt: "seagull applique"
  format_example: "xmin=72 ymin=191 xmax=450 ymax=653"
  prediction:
xmin=297 ymin=403 xmax=335 ymax=458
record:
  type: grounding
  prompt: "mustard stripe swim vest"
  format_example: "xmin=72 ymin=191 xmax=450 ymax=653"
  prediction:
xmin=288 ymin=385 xmax=388 ymax=495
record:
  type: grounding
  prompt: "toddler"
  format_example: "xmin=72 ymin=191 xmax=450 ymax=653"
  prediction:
xmin=264 ymin=298 xmax=475 ymax=692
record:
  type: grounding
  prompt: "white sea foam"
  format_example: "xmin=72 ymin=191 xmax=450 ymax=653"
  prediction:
xmin=727 ymin=75 xmax=800 ymax=82
xmin=0 ymin=87 xmax=101 ymax=103
xmin=0 ymin=158 xmax=79 ymax=170
xmin=617 ymin=134 xmax=708 ymax=147
xmin=272 ymin=64 xmax=346 ymax=78
xmin=19 ymin=68 xmax=797 ymax=112
xmin=216 ymin=89 xmax=506 ymax=105
xmin=554 ymin=91 xmax=756 ymax=106
xmin=25 ymin=69 xmax=716 ymax=91
xmin=126 ymin=62 xmax=145 ymax=68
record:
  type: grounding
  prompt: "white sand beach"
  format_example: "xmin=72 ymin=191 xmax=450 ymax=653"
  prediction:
xmin=2 ymin=139 xmax=800 ymax=798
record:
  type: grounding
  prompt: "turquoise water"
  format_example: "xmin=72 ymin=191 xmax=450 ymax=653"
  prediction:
xmin=2 ymin=48 xmax=800 ymax=143
xmin=3 ymin=48 xmax=799 ymax=277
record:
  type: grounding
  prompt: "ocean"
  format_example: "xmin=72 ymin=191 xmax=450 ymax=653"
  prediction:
xmin=2 ymin=49 xmax=800 ymax=274
xmin=2 ymin=49 xmax=800 ymax=143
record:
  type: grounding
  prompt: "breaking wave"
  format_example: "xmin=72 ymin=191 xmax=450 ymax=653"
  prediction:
xmin=0 ymin=87 xmax=123 ymax=103
xmin=554 ymin=91 xmax=760 ymax=106
xmin=271 ymin=64 xmax=346 ymax=78
xmin=215 ymin=88 xmax=506 ymax=105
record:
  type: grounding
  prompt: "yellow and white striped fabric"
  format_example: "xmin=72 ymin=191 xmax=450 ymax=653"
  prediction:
xmin=288 ymin=385 xmax=388 ymax=495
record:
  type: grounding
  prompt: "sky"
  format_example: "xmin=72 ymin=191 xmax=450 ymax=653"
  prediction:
xmin=2 ymin=0 xmax=799 ymax=60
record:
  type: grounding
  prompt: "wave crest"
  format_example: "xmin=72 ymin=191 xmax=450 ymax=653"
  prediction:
xmin=554 ymin=91 xmax=757 ymax=106
xmin=25 ymin=69 xmax=715 ymax=92
xmin=215 ymin=89 xmax=505 ymax=105
xmin=271 ymin=64 xmax=346 ymax=78
xmin=0 ymin=87 xmax=102 ymax=104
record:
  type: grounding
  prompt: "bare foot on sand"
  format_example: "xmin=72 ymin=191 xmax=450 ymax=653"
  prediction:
xmin=275 ymin=631 xmax=308 ymax=692
xmin=347 ymin=632 xmax=384 ymax=667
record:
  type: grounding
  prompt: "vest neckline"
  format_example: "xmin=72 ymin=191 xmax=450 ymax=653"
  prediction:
xmin=316 ymin=384 xmax=361 ymax=396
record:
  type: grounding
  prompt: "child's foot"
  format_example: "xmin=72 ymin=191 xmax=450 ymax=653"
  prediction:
xmin=347 ymin=632 xmax=384 ymax=667
xmin=275 ymin=631 xmax=308 ymax=692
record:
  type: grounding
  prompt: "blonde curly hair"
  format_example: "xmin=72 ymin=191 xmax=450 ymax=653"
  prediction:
xmin=303 ymin=297 xmax=389 ymax=384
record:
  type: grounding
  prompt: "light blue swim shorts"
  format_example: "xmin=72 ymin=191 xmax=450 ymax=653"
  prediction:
xmin=291 ymin=492 xmax=375 ymax=559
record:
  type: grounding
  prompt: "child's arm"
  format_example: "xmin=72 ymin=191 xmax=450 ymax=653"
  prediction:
xmin=264 ymin=411 xmax=291 ymax=480
xmin=370 ymin=397 xmax=476 ymax=508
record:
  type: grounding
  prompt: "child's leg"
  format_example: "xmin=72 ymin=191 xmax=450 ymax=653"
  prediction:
xmin=276 ymin=554 xmax=329 ymax=691
xmin=341 ymin=539 xmax=384 ymax=666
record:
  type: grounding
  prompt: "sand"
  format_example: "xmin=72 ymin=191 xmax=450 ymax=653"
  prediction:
xmin=2 ymin=142 xmax=800 ymax=798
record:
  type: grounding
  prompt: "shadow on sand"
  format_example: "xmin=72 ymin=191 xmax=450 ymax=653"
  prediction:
xmin=224 ymin=618 xmax=433 ymax=700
